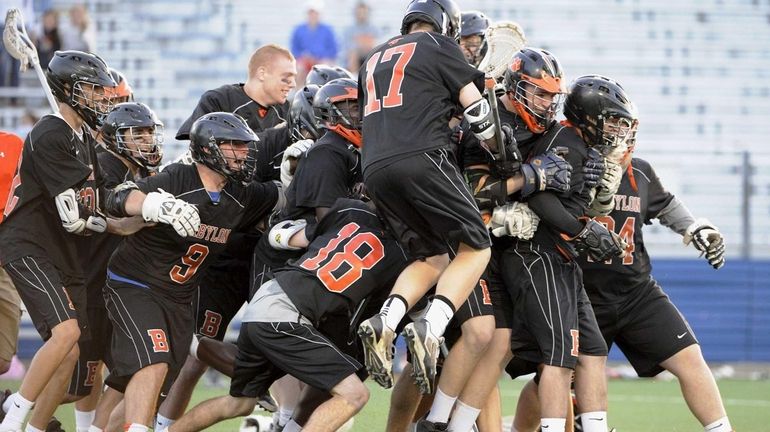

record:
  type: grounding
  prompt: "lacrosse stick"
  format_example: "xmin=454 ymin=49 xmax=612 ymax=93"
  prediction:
xmin=4 ymin=8 xmax=60 ymax=113
xmin=477 ymin=21 xmax=526 ymax=168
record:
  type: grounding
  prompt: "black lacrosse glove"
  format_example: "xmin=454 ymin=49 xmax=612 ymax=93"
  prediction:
xmin=490 ymin=124 xmax=523 ymax=178
xmin=583 ymin=147 xmax=605 ymax=190
xmin=520 ymin=147 xmax=572 ymax=198
xmin=567 ymin=219 xmax=626 ymax=262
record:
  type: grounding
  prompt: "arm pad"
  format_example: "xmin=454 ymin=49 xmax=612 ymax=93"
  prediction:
xmin=105 ymin=181 xmax=139 ymax=218
xmin=463 ymin=98 xmax=495 ymax=141
xmin=268 ymin=219 xmax=308 ymax=250
xmin=656 ymin=196 xmax=695 ymax=236
xmin=466 ymin=167 xmax=507 ymax=211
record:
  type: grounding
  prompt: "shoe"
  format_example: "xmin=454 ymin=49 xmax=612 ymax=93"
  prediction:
xmin=415 ymin=419 xmax=448 ymax=431
xmin=403 ymin=319 xmax=441 ymax=395
xmin=357 ymin=314 xmax=396 ymax=388
xmin=255 ymin=393 xmax=277 ymax=413
xmin=0 ymin=389 xmax=10 ymax=423
xmin=45 ymin=417 xmax=64 ymax=432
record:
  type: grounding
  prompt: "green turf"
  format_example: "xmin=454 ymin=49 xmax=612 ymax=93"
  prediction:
xmin=2 ymin=378 xmax=769 ymax=431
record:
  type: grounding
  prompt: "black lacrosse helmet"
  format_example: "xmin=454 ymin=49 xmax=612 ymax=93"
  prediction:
xmin=313 ymin=78 xmax=361 ymax=148
xmin=460 ymin=11 xmax=489 ymax=66
xmin=189 ymin=112 xmax=258 ymax=185
xmin=101 ymin=102 xmax=164 ymax=169
xmin=46 ymin=50 xmax=117 ymax=129
xmin=288 ymin=85 xmax=322 ymax=142
xmin=401 ymin=0 xmax=462 ymax=42
xmin=503 ymin=48 xmax=566 ymax=134
xmin=564 ymin=75 xmax=638 ymax=153
xmin=305 ymin=64 xmax=354 ymax=86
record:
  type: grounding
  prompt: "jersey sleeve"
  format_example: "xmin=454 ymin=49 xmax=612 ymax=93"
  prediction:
xmin=641 ymin=161 xmax=675 ymax=222
xmin=254 ymin=126 xmax=290 ymax=182
xmin=135 ymin=165 xmax=178 ymax=195
xmin=293 ymin=146 xmax=350 ymax=210
xmin=29 ymin=129 xmax=92 ymax=197
xmin=240 ymin=181 xmax=280 ymax=229
xmin=176 ymin=90 xmax=224 ymax=140
xmin=97 ymin=152 xmax=130 ymax=190
xmin=433 ymin=36 xmax=485 ymax=102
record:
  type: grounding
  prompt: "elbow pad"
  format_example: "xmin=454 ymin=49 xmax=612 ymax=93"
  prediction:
xmin=467 ymin=168 xmax=507 ymax=211
xmin=463 ymin=99 xmax=495 ymax=141
xmin=105 ymin=181 xmax=139 ymax=218
xmin=268 ymin=219 xmax=308 ymax=250
xmin=55 ymin=189 xmax=106 ymax=234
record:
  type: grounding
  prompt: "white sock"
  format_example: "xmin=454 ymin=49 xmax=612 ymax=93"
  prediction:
xmin=283 ymin=419 xmax=302 ymax=432
xmin=423 ymin=297 xmax=454 ymax=338
xmin=1 ymin=394 xmax=12 ymax=414
xmin=447 ymin=399 xmax=481 ymax=432
xmin=126 ymin=424 xmax=148 ymax=432
xmin=75 ymin=409 xmax=95 ymax=432
xmin=379 ymin=295 xmax=407 ymax=331
xmin=704 ymin=416 xmax=732 ymax=432
xmin=155 ymin=414 xmax=175 ymax=431
xmin=24 ymin=425 xmax=43 ymax=432
xmin=577 ymin=411 xmax=608 ymax=432
xmin=278 ymin=408 xmax=294 ymax=426
xmin=541 ymin=418 xmax=566 ymax=432
xmin=87 ymin=426 xmax=103 ymax=432
xmin=425 ymin=387 xmax=457 ymax=424
xmin=2 ymin=393 xmax=34 ymax=430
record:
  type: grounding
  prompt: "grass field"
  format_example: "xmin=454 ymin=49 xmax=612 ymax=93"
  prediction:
xmin=2 ymin=378 xmax=769 ymax=431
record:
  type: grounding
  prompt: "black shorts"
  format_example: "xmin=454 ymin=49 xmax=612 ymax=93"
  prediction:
xmin=453 ymin=274 xmax=495 ymax=326
xmin=3 ymin=256 xmax=87 ymax=341
xmin=365 ymin=149 xmax=490 ymax=259
xmin=103 ymin=278 xmax=192 ymax=393
xmin=592 ymin=282 xmax=698 ymax=377
xmin=194 ymin=257 xmax=251 ymax=341
xmin=230 ymin=321 xmax=363 ymax=398
xmin=502 ymin=243 xmax=581 ymax=369
xmin=487 ymin=245 xmax=513 ymax=329
xmin=68 ymin=306 xmax=113 ymax=396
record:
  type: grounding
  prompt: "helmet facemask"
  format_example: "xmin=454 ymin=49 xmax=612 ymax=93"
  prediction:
xmin=325 ymin=99 xmax=362 ymax=148
xmin=207 ymin=139 xmax=258 ymax=186
xmin=460 ymin=34 xmax=487 ymax=67
xmin=593 ymin=115 xmax=637 ymax=157
xmin=511 ymin=80 xmax=565 ymax=134
xmin=116 ymin=125 xmax=164 ymax=169
xmin=70 ymin=80 xmax=115 ymax=129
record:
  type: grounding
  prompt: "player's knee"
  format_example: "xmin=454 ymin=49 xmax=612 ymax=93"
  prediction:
xmin=230 ymin=396 xmax=258 ymax=417
xmin=460 ymin=317 xmax=494 ymax=354
xmin=51 ymin=319 xmax=81 ymax=346
xmin=178 ymin=355 xmax=208 ymax=378
xmin=577 ymin=353 xmax=607 ymax=369
xmin=664 ymin=344 xmax=707 ymax=377
xmin=345 ymin=382 xmax=369 ymax=411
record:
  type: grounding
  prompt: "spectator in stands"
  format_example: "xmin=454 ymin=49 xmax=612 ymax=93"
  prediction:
xmin=290 ymin=0 xmax=338 ymax=86
xmin=36 ymin=9 xmax=61 ymax=68
xmin=341 ymin=1 xmax=378 ymax=73
xmin=60 ymin=3 xmax=96 ymax=52
xmin=13 ymin=109 xmax=38 ymax=138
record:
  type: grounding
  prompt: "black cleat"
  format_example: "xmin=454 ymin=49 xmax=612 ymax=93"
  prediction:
xmin=415 ymin=419 xmax=448 ymax=431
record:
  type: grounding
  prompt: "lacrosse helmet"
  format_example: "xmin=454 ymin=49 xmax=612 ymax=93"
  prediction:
xmin=401 ymin=0 xmax=462 ymax=42
xmin=503 ymin=48 xmax=566 ymax=134
xmin=189 ymin=112 xmax=258 ymax=185
xmin=313 ymin=78 xmax=362 ymax=147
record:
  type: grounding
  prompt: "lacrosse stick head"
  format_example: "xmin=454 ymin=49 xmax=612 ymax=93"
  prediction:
xmin=401 ymin=0 xmax=462 ymax=42
xmin=3 ymin=8 xmax=38 ymax=72
xmin=476 ymin=21 xmax=527 ymax=81
xmin=503 ymin=48 xmax=566 ymax=134
xmin=564 ymin=75 xmax=638 ymax=153
xmin=46 ymin=50 xmax=117 ymax=129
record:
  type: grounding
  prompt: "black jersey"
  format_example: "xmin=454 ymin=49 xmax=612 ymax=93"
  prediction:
xmin=276 ymin=199 xmax=408 ymax=325
xmin=254 ymin=126 xmax=291 ymax=182
xmin=578 ymin=158 xmax=675 ymax=304
xmin=80 ymin=149 xmax=151 ymax=306
xmin=0 ymin=115 xmax=101 ymax=275
xmin=176 ymin=83 xmax=289 ymax=140
xmin=281 ymin=132 xmax=361 ymax=221
xmin=359 ymin=31 xmax=484 ymax=175
xmin=521 ymin=123 xmax=592 ymax=256
xmin=107 ymin=163 xmax=278 ymax=303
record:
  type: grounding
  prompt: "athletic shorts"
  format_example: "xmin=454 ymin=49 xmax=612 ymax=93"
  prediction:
xmin=591 ymin=282 xmax=698 ymax=377
xmin=0 ymin=268 xmax=21 ymax=362
xmin=194 ymin=257 xmax=251 ymax=341
xmin=68 ymin=306 xmax=113 ymax=396
xmin=364 ymin=149 xmax=490 ymax=259
xmin=487 ymin=244 xmax=513 ymax=329
xmin=103 ymin=277 xmax=192 ymax=393
xmin=502 ymin=242 xmax=582 ymax=369
xmin=230 ymin=321 xmax=363 ymax=398
xmin=3 ymin=256 xmax=87 ymax=341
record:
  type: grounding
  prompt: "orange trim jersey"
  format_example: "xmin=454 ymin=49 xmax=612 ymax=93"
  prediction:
xmin=0 ymin=131 xmax=24 ymax=222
